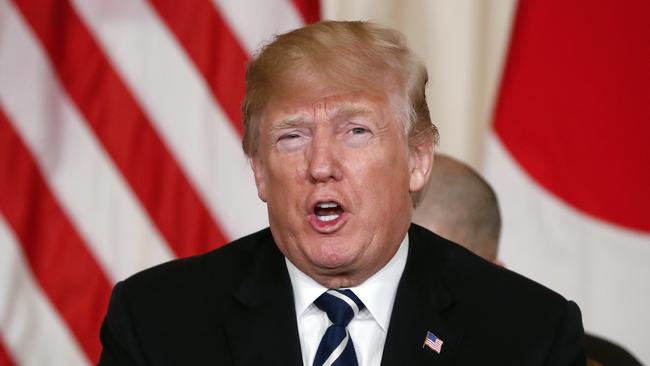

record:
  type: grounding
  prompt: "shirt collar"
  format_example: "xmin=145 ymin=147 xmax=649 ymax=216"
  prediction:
xmin=286 ymin=234 xmax=409 ymax=332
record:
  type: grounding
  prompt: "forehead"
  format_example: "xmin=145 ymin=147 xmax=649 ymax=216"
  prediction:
xmin=262 ymin=90 xmax=391 ymax=126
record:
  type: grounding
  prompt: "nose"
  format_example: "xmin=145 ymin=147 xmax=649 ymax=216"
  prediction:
xmin=307 ymin=132 xmax=342 ymax=182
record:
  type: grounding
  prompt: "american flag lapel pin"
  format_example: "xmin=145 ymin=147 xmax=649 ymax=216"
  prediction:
xmin=422 ymin=330 xmax=444 ymax=354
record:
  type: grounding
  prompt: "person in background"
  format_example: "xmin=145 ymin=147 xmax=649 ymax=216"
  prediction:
xmin=414 ymin=154 xmax=640 ymax=366
xmin=413 ymin=154 xmax=502 ymax=265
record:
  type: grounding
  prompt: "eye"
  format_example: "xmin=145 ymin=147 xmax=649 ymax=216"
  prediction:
xmin=343 ymin=125 xmax=372 ymax=148
xmin=280 ymin=133 xmax=301 ymax=140
xmin=275 ymin=130 xmax=309 ymax=152
xmin=350 ymin=127 xmax=369 ymax=135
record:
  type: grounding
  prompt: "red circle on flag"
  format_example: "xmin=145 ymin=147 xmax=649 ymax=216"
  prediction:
xmin=493 ymin=0 xmax=650 ymax=233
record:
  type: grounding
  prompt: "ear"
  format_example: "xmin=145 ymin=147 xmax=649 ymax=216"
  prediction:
xmin=250 ymin=155 xmax=268 ymax=202
xmin=408 ymin=139 xmax=434 ymax=193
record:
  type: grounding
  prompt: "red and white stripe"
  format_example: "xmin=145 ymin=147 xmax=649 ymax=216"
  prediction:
xmin=0 ymin=0 xmax=319 ymax=364
xmin=423 ymin=337 xmax=442 ymax=354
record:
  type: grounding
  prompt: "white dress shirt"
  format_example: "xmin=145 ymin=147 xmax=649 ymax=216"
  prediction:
xmin=286 ymin=235 xmax=408 ymax=366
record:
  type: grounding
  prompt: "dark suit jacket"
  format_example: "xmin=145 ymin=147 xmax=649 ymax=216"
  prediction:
xmin=99 ymin=224 xmax=585 ymax=365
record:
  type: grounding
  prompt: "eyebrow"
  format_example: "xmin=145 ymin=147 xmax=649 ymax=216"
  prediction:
xmin=269 ymin=104 xmax=374 ymax=130
xmin=330 ymin=105 xmax=373 ymax=121
xmin=270 ymin=115 xmax=311 ymax=130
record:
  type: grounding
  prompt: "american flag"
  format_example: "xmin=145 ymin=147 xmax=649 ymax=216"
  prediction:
xmin=0 ymin=0 xmax=319 ymax=364
xmin=423 ymin=331 xmax=443 ymax=354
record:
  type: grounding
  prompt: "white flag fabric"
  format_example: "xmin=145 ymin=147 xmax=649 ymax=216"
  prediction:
xmin=0 ymin=0 xmax=319 ymax=364
xmin=484 ymin=0 xmax=650 ymax=363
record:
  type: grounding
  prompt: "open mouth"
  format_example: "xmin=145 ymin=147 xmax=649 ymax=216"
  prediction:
xmin=314 ymin=201 xmax=344 ymax=222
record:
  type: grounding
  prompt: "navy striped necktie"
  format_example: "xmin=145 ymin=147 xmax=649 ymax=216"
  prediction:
xmin=313 ymin=289 xmax=365 ymax=366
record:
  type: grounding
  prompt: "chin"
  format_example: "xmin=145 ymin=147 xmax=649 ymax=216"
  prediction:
xmin=312 ymin=253 xmax=355 ymax=271
xmin=313 ymin=236 xmax=360 ymax=261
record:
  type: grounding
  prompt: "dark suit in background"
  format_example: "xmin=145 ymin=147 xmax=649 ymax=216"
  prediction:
xmin=99 ymin=224 xmax=584 ymax=365
xmin=584 ymin=334 xmax=642 ymax=366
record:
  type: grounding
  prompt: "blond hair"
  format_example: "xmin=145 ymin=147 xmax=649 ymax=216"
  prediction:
xmin=241 ymin=20 xmax=438 ymax=157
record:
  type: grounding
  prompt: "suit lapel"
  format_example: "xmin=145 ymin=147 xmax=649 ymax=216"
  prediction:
xmin=224 ymin=232 xmax=303 ymax=366
xmin=381 ymin=224 xmax=465 ymax=366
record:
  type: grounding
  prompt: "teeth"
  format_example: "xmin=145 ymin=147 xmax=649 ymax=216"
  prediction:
xmin=314 ymin=201 xmax=341 ymax=223
xmin=317 ymin=214 xmax=339 ymax=222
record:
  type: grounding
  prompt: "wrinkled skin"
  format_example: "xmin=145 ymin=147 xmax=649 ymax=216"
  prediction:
xmin=251 ymin=89 xmax=433 ymax=288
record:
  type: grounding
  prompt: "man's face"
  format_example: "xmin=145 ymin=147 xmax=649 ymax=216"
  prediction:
xmin=251 ymin=88 xmax=431 ymax=288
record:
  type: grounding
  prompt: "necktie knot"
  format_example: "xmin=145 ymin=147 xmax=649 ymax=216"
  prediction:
xmin=314 ymin=289 xmax=365 ymax=327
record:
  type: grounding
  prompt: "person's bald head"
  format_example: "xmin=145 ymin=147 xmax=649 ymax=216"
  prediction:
xmin=413 ymin=154 xmax=501 ymax=262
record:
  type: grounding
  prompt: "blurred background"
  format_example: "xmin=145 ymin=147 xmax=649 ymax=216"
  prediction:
xmin=0 ymin=0 xmax=648 ymax=364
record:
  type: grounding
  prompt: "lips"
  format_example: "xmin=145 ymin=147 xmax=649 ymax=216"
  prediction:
xmin=309 ymin=199 xmax=348 ymax=233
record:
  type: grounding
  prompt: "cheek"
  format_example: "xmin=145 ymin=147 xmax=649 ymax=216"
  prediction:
xmin=351 ymin=155 xmax=411 ymax=205
xmin=266 ymin=155 xmax=307 ymax=202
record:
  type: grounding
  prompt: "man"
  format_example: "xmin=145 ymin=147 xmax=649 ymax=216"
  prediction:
xmin=414 ymin=155 xmax=640 ymax=366
xmin=99 ymin=21 xmax=585 ymax=365
xmin=413 ymin=154 xmax=502 ymax=264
